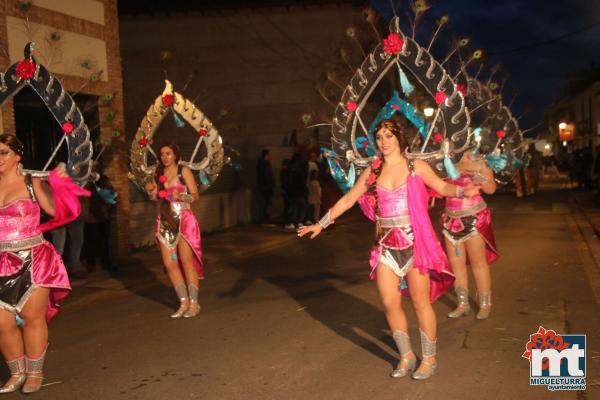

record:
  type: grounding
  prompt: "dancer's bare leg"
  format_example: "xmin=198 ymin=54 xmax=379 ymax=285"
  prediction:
xmin=376 ymin=264 xmax=415 ymax=371
xmin=465 ymin=234 xmax=492 ymax=318
xmin=20 ymin=287 xmax=50 ymax=391
xmin=177 ymin=239 xmax=200 ymax=317
xmin=0 ymin=309 xmax=24 ymax=389
xmin=444 ymin=237 xmax=471 ymax=317
xmin=159 ymin=242 xmax=189 ymax=316
xmin=406 ymin=268 xmax=436 ymax=374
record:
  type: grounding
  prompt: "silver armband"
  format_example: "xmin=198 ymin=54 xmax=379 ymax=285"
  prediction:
xmin=455 ymin=186 xmax=465 ymax=199
xmin=318 ymin=210 xmax=334 ymax=229
xmin=180 ymin=193 xmax=194 ymax=203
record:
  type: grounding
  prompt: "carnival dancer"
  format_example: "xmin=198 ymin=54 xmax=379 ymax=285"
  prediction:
xmin=299 ymin=119 xmax=479 ymax=380
xmin=443 ymin=151 xmax=498 ymax=320
xmin=0 ymin=134 xmax=89 ymax=394
xmin=145 ymin=143 xmax=203 ymax=318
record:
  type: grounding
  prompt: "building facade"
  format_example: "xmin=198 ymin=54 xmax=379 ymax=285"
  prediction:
xmin=0 ymin=0 xmax=130 ymax=255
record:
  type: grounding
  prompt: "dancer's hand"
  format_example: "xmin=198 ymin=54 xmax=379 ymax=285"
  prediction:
xmin=145 ymin=181 xmax=157 ymax=193
xmin=463 ymin=183 xmax=481 ymax=198
xmin=54 ymin=162 xmax=68 ymax=178
xmin=297 ymin=224 xmax=323 ymax=239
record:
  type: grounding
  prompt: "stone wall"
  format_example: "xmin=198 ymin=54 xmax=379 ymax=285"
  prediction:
xmin=120 ymin=4 xmax=362 ymax=242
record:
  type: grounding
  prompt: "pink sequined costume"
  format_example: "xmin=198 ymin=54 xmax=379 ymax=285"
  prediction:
xmin=0 ymin=171 xmax=90 ymax=321
xmin=155 ymin=177 xmax=204 ymax=278
xmin=441 ymin=175 xmax=498 ymax=264
xmin=358 ymin=161 xmax=454 ymax=302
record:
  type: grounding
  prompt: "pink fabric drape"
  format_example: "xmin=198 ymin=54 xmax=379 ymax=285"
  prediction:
xmin=40 ymin=170 xmax=91 ymax=232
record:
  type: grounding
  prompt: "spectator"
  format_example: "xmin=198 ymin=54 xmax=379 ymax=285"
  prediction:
xmin=307 ymin=170 xmax=322 ymax=225
xmin=287 ymin=153 xmax=308 ymax=228
xmin=84 ymin=165 xmax=117 ymax=272
xmin=280 ymin=159 xmax=293 ymax=229
xmin=256 ymin=149 xmax=275 ymax=223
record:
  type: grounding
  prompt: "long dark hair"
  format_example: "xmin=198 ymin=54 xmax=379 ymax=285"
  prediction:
xmin=156 ymin=143 xmax=181 ymax=232
xmin=369 ymin=119 xmax=408 ymax=240
xmin=0 ymin=134 xmax=24 ymax=158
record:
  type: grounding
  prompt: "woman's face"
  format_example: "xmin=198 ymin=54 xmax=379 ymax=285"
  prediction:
xmin=375 ymin=127 xmax=399 ymax=157
xmin=160 ymin=146 xmax=177 ymax=167
xmin=0 ymin=143 xmax=21 ymax=174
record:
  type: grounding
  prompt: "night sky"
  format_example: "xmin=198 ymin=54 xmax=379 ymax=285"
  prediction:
xmin=372 ymin=0 xmax=600 ymax=134
xmin=119 ymin=0 xmax=600 ymax=135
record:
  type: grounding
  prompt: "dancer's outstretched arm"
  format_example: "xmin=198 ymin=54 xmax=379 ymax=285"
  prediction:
xmin=298 ymin=166 xmax=371 ymax=239
xmin=414 ymin=160 xmax=480 ymax=198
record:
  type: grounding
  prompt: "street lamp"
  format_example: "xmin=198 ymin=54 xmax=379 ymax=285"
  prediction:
xmin=559 ymin=122 xmax=567 ymax=130
xmin=423 ymin=107 xmax=434 ymax=117
xmin=562 ymin=141 xmax=567 ymax=146
xmin=544 ymin=144 xmax=551 ymax=150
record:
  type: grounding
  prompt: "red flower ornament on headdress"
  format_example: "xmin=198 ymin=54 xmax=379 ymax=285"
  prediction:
xmin=383 ymin=33 xmax=403 ymax=55
xmin=496 ymin=130 xmax=506 ymax=139
xmin=433 ymin=133 xmax=443 ymax=143
xmin=198 ymin=129 xmax=208 ymax=137
xmin=346 ymin=100 xmax=358 ymax=113
xmin=16 ymin=59 xmax=36 ymax=80
xmin=61 ymin=121 xmax=74 ymax=134
xmin=161 ymin=94 xmax=175 ymax=107
xmin=434 ymin=91 xmax=446 ymax=105
xmin=456 ymin=84 xmax=467 ymax=96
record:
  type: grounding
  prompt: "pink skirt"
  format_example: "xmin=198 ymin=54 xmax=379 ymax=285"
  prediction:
xmin=0 ymin=241 xmax=70 ymax=321
xmin=155 ymin=209 xmax=204 ymax=278
xmin=442 ymin=207 xmax=499 ymax=265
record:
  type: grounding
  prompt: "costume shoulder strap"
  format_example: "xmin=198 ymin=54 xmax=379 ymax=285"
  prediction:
xmin=177 ymin=164 xmax=184 ymax=182
xmin=408 ymin=159 xmax=416 ymax=176
xmin=25 ymin=174 xmax=37 ymax=202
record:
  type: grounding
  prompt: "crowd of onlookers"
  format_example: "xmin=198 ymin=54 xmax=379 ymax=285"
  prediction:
xmin=256 ymin=149 xmax=341 ymax=230
xmin=46 ymin=161 xmax=117 ymax=280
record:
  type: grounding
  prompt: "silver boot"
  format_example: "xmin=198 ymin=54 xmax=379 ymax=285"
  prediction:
xmin=22 ymin=347 xmax=47 ymax=394
xmin=184 ymin=284 xmax=201 ymax=318
xmin=411 ymin=330 xmax=437 ymax=380
xmin=170 ymin=284 xmax=189 ymax=318
xmin=447 ymin=285 xmax=471 ymax=318
xmin=390 ymin=330 xmax=416 ymax=378
xmin=0 ymin=356 xmax=25 ymax=393
xmin=476 ymin=292 xmax=492 ymax=320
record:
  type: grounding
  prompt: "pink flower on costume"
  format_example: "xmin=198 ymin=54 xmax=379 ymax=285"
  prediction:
xmin=158 ymin=175 xmax=167 ymax=184
xmin=158 ymin=190 xmax=167 ymax=199
xmin=371 ymin=158 xmax=382 ymax=169
xmin=434 ymin=91 xmax=446 ymax=105
xmin=383 ymin=33 xmax=403 ymax=55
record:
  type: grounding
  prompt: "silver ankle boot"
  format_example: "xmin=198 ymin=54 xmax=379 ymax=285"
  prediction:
xmin=447 ymin=285 xmax=471 ymax=318
xmin=476 ymin=292 xmax=492 ymax=320
xmin=170 ymin=284 xmax=189 ymax=318
xmin=0 ymin=356 xmax=25 ymax=393
xmin=390 ymin=330 xmax=416 ymax=378
xmin=412 ymin=330 xmax=437 ymax=380
xmin=22 ymin=347 xmax=47 ymax=394
xmin=184 ymin=284 xmax=201 ymax=318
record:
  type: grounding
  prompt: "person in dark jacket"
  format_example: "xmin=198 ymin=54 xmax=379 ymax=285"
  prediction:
xmin=256 ymin=149 xmax=275 ymax=223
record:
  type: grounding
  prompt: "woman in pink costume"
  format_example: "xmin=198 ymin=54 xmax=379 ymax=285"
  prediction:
xmin=443 ymin=151 xmax=498 ymax=320
xmin=299 ymin=120 xmax=479 ymax=380
xmin=145 ymin=143 xmax=203 ymax=319
xmin=0 ymin=134 xmax=89 ymax=394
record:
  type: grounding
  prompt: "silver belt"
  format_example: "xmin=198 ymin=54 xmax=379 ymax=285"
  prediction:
xmin=444 ymin=201 xmax=487 ymax=218
xmin=171 ymin=202 xmax=191 ymax=212
xmin=0 ymin=234 xmax=45 ymax=252
xmin=378 ymin=214 xmax=411 ymax=228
